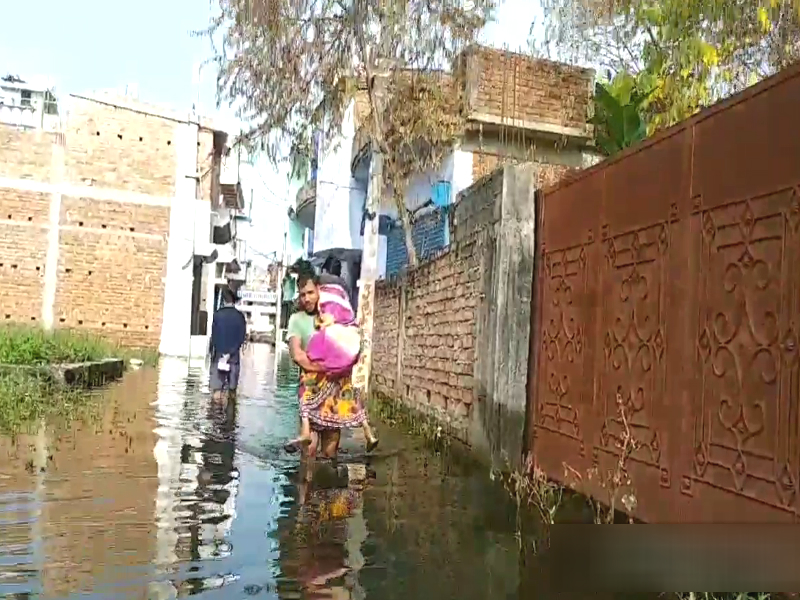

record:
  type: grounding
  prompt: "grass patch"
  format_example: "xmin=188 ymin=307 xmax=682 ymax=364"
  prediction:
xmin=0 ymin=324 xmax=157 ymax=434
xmin=368 ymin=393 xmax=450 ymax=453
xmin=0 ymin=324 xmax=158 ymax=367
xmin=0 ymin=371 xmax=101 ymax=435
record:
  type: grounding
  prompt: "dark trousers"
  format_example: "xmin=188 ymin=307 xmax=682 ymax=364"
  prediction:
xmin=209 ymin=351 xmax=241 ymax=392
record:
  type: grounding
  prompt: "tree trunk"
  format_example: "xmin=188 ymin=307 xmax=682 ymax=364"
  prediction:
xmin=395 ymin=193 xmax=418 ymax=269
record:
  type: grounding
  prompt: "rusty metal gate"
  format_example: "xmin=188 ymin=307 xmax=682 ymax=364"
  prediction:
xmin=527 ymin=65 xmax=800 ymax=523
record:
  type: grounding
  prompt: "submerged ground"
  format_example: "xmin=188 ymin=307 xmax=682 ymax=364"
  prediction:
xmin=0 ymin=344 xmax=526 ymax=599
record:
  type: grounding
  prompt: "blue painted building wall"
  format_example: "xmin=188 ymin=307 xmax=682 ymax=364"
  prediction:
xmin=385 ymin=207 xmax=448 ymax=278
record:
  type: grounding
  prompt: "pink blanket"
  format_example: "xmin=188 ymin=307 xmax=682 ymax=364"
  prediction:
xmin=305 ymin=283 xmax=361 ymax=374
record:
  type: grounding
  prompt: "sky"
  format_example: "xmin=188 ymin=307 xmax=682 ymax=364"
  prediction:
xmin=0 ymin=0 xmax=542 ymax=258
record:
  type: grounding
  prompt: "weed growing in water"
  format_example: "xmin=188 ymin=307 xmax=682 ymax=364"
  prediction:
xmin=491 ymin=453 xmax=563 ymax=553
xmin=368 ymin=393 xmax=450 ymax=453
xmin=0 ymin=372 xmax=101 ymax=435
xmin=562 ymin=391 xmax=640 ymax=525
xmin=495 ymin=392 xmax=638 ymax=532
xmin=0 ymin=324 xmax=155 ymax=434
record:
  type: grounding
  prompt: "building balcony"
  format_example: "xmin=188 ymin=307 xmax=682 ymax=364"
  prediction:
xmin=0 ymin=102 xmax=59 ymax=130
xmin=211 ymin=242 xmax=236 ymax=264
xmin=294 ymin=177 xmax=316 ymax=230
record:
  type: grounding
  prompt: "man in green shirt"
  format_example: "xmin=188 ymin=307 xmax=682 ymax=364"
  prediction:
xmin=286 ymin=302 xmax=317 ymax=353
xmin=284 ymin=269 xmax=379 ymax=459
xmin=285 ymin=271 xmax=334 ymax=457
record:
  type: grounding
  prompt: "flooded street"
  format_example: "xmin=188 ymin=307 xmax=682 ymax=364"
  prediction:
xmin=0 ymin=344 xmax=524 ymax=599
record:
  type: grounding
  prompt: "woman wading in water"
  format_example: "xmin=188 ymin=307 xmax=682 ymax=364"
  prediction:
xmin=284 ymin=266 xmax=378 ymax=457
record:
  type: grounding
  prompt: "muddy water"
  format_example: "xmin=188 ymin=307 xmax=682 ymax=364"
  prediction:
xmin=0 ymin=344 xmax=525 ymax=599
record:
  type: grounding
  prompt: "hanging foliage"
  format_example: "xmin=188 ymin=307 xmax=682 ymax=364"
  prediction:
xmin=535 ymin=0 xmax=800 ymax=132
xmin=201 ymin=0 xmax=496 ymax=267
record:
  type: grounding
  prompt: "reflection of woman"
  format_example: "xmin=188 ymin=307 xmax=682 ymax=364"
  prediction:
xmin=293 ymin=461 xmax=362 ymax=598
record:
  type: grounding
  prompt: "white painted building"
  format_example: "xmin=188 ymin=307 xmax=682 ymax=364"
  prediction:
xmin=304 ymin=102 xmax=590 ymax=281
xmin=0 ymin=74 xmax=60 ymax=130
xmin=172 ymin=140 xmax=247 ymax=359
xmin=304 ymin=48 xmax=600 ymax=281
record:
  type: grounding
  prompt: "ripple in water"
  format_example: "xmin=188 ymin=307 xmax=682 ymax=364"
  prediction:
xmin=0 ymin=344 xmax=525 ymax=599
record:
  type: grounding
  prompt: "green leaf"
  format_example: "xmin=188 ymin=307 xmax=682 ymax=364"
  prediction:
xmin=596 ymin=132 xmax=620 ymax=156
xmin=610 ymin=72 xmax=636 ymax=105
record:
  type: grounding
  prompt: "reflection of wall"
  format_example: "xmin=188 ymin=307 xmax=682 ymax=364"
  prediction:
xmin=39 ymin=369 xmax=159 ymax=596
xmin=152 ymin=356 xmax=240 ymax=583
xmin=153 ymin=356 xmax=190 ymax=571
xmin=360 ymin=450 xmax=520 ymax=600
xmin=0 ymin=429 xmax=41 ymax=594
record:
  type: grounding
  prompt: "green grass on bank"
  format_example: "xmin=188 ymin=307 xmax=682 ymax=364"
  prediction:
xmin=0 ymin=324 xmax=158 ymax=367
xmin=0 ymin=324 xmax=158 ymax=434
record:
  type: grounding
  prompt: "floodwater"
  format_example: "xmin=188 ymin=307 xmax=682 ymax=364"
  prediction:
xmin=0 ymin=344 xmax=526 ymax=599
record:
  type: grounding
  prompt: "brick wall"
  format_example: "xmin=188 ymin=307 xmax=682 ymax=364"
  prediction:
xmin=372 ymin=284 xmax=401 ymax=391
xmin=465 ymin=46 xmax=594 ymax=132
xmin=54 ymin=196 xmax=170 ymax=347
xmin=0 ymin=94 xmax=220 ymax=348
xmin=0 ymin=188 xmax=48 ymax=323
xmin=0 ymin=127 xmax=54 ymax=181
xmin=472 ymin=150 xmax=501 ymax=182
xmin=372 ymin=162 xmax=576 ymax=455
xmin=65 ymin=97 xmax=177 ymax=195
xmin=372 ymin=172 xmax=503 ymax=440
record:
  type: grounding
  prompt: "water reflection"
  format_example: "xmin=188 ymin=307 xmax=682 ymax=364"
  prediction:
xmin=0 ymin=344 xmax=527 ymax=599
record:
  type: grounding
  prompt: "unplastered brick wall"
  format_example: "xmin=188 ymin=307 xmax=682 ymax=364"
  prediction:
xmin=464 ymin=46 xmax=594 ymax=132
xmin=54 ymin=196 xmax=170 ymax=347
xmin=0 ymin=189 xmax=49 ymax=323
xmin=372 ymin=284 xmax=401 ymax=391
xmin=0 ymin=127 xmax=54 ymax=181
xmin=473 ymin=153 xmax=582 ymax=188
xmin=372 ymin=170 xmax=504 ymax=442
xmin=536 ymin=162 xmax=579 ymax=189
xmin=0 ymin=95 xmax=221 ymax=347
xmin=65 ymin=96 xmax=177 ymax=196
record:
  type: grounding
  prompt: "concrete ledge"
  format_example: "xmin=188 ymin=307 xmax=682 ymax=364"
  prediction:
xmin=0 ymin=358 xmax=125 ymax=388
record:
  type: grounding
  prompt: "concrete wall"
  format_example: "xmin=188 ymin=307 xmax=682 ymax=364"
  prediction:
xmin=0 ymin=94 xmax=221 ymax=350
xmin=372 ymin=162 xmax=576 ymax=468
